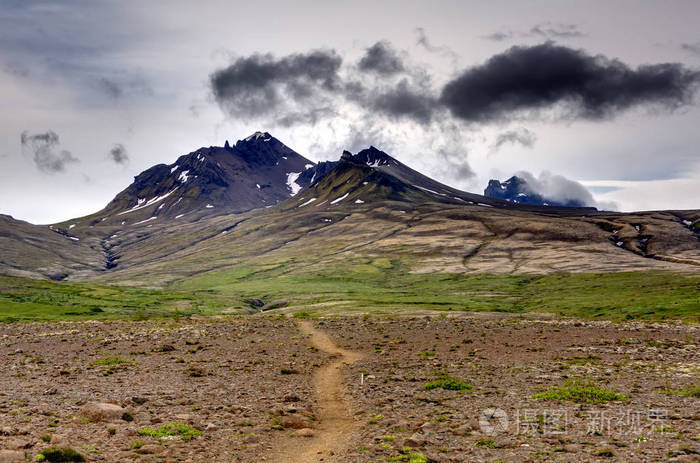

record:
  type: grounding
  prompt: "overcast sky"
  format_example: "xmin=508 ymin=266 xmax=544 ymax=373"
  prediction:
xmin=1 ymin=0 xmax=699 ymax=224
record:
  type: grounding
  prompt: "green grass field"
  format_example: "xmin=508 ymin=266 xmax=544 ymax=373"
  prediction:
xmin=1 ymin=266 xmax=698 ymax=322
xmin=0 ymin=275 xmax=230 ymax=322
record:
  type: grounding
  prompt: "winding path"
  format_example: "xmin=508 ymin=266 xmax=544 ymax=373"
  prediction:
xmin=268 ymin=320 xmax=364 ymax=462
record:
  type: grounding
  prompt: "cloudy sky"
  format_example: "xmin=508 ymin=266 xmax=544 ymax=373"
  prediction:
xmin=1 ymin=0 xmax=699 ymax=224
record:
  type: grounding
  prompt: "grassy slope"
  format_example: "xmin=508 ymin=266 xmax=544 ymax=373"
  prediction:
xmin=175 ymin=261 xmax=699 ymax=321
xmin=0 ymin=275 xmax=231 ymax=322
xmin=2 ymin=265 xmax=698 ymax=322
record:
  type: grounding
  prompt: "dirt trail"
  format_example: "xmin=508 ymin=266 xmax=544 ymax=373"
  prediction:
xmin=267 ymin=320 xmax=364 ymax=462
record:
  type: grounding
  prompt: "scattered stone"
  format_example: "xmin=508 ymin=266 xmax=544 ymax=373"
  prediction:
xmin=296 ymin=428 xmax=314 ymax=437
xmin=281 ymin=415 xmax=314 ymax=429
xmin=79 ymin=402 xmax=127 ymax=422
xmin=403 ymin=432 xmax=426 ymax=448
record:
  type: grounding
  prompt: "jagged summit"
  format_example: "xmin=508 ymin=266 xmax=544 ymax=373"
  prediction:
xmin=353 ymin=146 xmax=399 ymax=167
xmin=297 ymin=146 xmax=499 ymax=208
xmin=242 ymin=131 xmax=272 ymax=142
xmin=233 ymin=132 xmax=299 ymax=166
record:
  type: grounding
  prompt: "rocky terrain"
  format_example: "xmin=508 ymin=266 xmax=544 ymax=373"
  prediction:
xmin=0 ymin=314 xmax=697 ymax=462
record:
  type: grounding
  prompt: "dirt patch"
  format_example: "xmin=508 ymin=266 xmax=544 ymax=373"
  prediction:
xmin=267 ymin=320 xmax=364 ymax=462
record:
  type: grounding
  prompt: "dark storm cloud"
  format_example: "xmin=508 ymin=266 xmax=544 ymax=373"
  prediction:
xmin=492 ymin=128 xmax=537 ymax=151
xmin=368 ymin=79 xmax=437 ymax=123
xmin=108 ymin=144 xmax=129 ymax=164
xmin=20 ymin=130 xmax=79 ymax=173
xmin=211 ymin=47 xmax=438 ymax=125
xmin=211 ymin=42 xmax=700 ymax=130
xmin=210 ymin=50 xmax=342 ymax=121
xmin=440 ymin=43 xmax=700 ymax=123
xmin=358 ymin=41 xmax=405 ymax=75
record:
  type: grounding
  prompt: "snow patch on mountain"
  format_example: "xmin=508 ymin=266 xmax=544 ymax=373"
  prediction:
xmin=286 ymin=172 xmax=302 ymax=196
xmin=298 ymin=197 xmax=317 ymax=207
xmin=134 ymin=216 xmax=157 ymax=225
xmin=118 ymin=189 xmax=178 ymax=215
xmin=330 ymin=192 xmax=350 ymax=204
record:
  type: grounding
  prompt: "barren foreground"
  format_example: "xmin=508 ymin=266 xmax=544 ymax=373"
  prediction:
xmin=0 ymin=315 xmax=698 ymax=462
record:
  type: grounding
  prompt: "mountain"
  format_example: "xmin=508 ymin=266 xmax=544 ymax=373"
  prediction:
xmin=0 ymin=132 xmax=699 ymax=283
xmin=484 ymin=175 xmax=590 ymax=208
xmin=59 ymin=132 xmax=314 ymax=229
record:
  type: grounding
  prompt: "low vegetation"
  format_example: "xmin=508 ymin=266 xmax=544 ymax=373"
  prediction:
xmin=474 ymin=438 xmax=497 ymax=449
xmin=388 ymin=448 xmax=428 ymax=463
xmin=1 ymin=270 xmax=699 ymax=322
xmin=533 ymin=379 xmax=629 ymax=404
xmin=663 ymin=383 xmax=700 ymax=398
xmin=424 ymin=375 xmax=473 ymax=391
xmin=138 ymin=422 xmax=202 ymax=441
xmin=93 ymin=356 xmax=135 ymax=366
xmin=36 ymin=447 xmax=85 ymax=462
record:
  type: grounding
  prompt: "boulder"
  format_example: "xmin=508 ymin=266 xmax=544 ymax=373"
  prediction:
xmin=297 ymin=428 xmax=314 ymax=437
xmin=80 ymin=402 xmax=127 ymax=422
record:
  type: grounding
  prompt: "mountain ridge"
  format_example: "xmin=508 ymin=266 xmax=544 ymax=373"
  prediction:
xmin=0 ymin=132 xmax=698 ymax=282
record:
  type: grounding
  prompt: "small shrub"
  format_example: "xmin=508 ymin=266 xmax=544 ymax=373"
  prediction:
xmin=424 ymin=376 xmax=473 ymax=391
xmin=40 ymin=434 xmax=52 ymax=443
xmin=664 ymin=383 xmax=700 ymax=398
xmin=388 ymin=448 xmax=428 ymax=463
xmin=280 ymin=368 xmax=299 ymax=375
xmin=93 ymin=356 xmax=135 ymax=367
xmin=474 ymin=438 xmax=497 ymax=448
xmin=533 ymin=379 xmax=628 ymax=404
xmin=36 ymin=447 xmax=85 ymax=462
xmin=138 ymin=422 xmax=202 ymax=441
xmin=655 ymin=425 xmax=674 ymax=433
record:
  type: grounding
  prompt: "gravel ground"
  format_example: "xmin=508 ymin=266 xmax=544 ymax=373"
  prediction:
xmin=0 ymin=314 xmax=698 ymax=462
